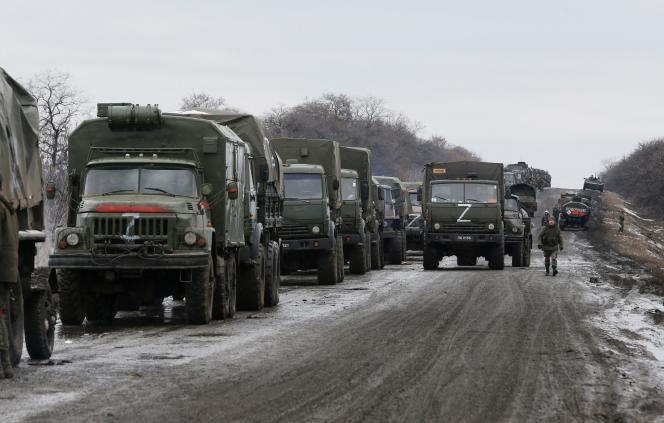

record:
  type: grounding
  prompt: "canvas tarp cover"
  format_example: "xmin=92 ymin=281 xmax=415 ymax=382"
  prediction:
xmin=0 ymin=67 xmax=42 ymax=210
xmin=168 ymin=110 xmax=282 ymax=195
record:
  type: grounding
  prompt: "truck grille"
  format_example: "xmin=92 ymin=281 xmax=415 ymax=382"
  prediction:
xmin=439 ymin=223 xmax=489 ymax=233
xmin=93 ymin=217 xmax=170 ymax=240
xmin=281 ymin=224 xmax=314 ymax=239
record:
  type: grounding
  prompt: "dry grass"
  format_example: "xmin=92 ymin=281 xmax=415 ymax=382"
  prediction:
xmin=591 ymin=191 xmax=664 ymax=290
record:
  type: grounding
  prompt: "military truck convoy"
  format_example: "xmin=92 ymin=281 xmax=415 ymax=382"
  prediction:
xmin=0 ymin=68 xmax=55 ymax=365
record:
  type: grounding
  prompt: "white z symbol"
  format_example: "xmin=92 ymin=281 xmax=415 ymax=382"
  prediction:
xmin=457 ymin=204 xmax=472 ymax=223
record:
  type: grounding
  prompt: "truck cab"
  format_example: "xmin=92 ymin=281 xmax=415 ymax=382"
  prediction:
xmin=503 ymin=197 xmax=532 ymax=267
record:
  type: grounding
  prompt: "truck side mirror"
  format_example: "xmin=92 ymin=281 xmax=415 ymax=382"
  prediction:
xmin=361 ymin=182 xmax=369 ymax=201
xmin=201 ymin=183 xmax=213 ymax=196
xmin=227 ymin=182 xmax=239 ymax=200
xmin=46 ymin=181 xmax=56 ymax=200
xmin=417 ymin=187 xmax=422 ymax=202
xmin=333 ymin=179 xmax=340 ymax=190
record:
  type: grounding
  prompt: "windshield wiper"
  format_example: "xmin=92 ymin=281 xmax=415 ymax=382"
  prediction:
xmin=101 ymin=189 xmax=135 ymax=196
xmin=465 ymin=198 xmax=481 ymax=203
xmin=433 ymin=195 xmax=449 ymax=202
xmin=144 ymin=187 xmax=176 ymax=197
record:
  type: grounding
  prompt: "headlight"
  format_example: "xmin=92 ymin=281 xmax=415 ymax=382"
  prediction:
xmin=311 ymin=225 xmax=320 ymax=234
xmin=65 ymin=233 xmax=80 ymax=247
xmin=184 ymin=231 xmax=197 ymax=246
xmin=488 ymin=223 xmax=495 ymax=230
xmin=433 ymin=223 xmax=441 ymax=230
xmin=512 ymin=226 xmax=519 ymax=233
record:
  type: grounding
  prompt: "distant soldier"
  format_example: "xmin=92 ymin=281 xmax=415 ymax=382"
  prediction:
xmin=0 ymin=177 xmax=18 ymax=379
xmin=541 ymin=210 xmax=550 ymax=226
xmin=618 ymin=210 xmax=625 ymax=233
xmin=538 ymin=217 xmax=563 ymax=276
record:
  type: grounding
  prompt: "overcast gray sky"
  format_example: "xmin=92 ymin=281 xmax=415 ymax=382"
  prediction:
xmin=2 ymin=0 xmax=663 ymax=188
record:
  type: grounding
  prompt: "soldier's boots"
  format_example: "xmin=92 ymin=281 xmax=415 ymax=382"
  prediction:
xmin=545 ymin=266 xmax=550 ymax=276
xmin=552 ymin=268 xmax=558 ymax=277
xmin=0 ymin=349 xmax=12 ymax=379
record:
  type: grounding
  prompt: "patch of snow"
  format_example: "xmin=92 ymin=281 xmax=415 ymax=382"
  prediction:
xmin=624 ymin=208 xmax=655 ymax=222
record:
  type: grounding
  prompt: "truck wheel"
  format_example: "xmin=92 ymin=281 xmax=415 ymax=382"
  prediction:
xmin=85 ymin=294 xmax=118 ymax=323
xmin=7 ymin=277 xmax=24 ymax=366
xmin=401 ymin=229 xmax=407 ymax=262
xmin=264 ymin=241 xmax=280 ymax=307
xmin=423 ymin=245 xmax=439 ymax=270
xmin=57 ymin=269 xmax=86 ymax=325
xmin=317 ymin=245 xmax=339 ymax=285
xmin=186 ymin=257 xmax=215 ymax=324
xmin=349 ymin=234 xmax=368 ymax=275
xmin=488 ymin=243 xmax=505 ymax=270
xmin=337 ymin=235 xmax=345 ymax=283
xmin=511 ymin=241 xmax=524 ymax=267
xmin=523 ymin=240 xmax=532 ymax=267
xmin=370 ymin=235 xmax=380 ymax=270
xmin=213 ymin=252 xmax=236 ymax=320
xmin=237 ymin=244 xmax=265 ymax=311
xmin=387 ymin=235 xmax=402 ymax=265
xmin=24 ymin=285 xmax=56 ymax=360
xmin=364 ymin=233 xmax=372 ymax=271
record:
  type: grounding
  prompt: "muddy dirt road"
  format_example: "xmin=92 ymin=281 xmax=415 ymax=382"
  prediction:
xmin=2 ymin=191 xmax=664 ymax=422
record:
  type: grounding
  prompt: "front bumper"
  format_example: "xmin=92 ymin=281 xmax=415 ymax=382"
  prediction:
xmin=425 ymin=232 xmax=503 ymax=244
xmin=49 ymin=250 xmax=209 ymax=270
xmin=281 ymin=237 xmax=332 ymax=252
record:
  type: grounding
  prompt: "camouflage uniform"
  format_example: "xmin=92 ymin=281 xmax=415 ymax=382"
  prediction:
xmin=618 ymin=210 xmax=625 ymax=233
xmin=0 ymin=193 xmax=18 ymax=378
xmin=538 ymin=221 xmax=563 ymax=276
xmin=541 ymin=211 xmax=550 ymax=226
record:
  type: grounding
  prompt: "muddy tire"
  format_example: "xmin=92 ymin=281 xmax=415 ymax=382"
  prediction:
xmin=336 ymin=235 xmax=345 ymax=283
xmin=370 ymin=234 xmax=381 ymax=270
xmin=57 ymin=269 xmax=86 ymax=325
xmin=511 ymin=241 xmax=524 ymax=267
xmin=7 ymin=277 xmax=24 ymax=366
xmin=185 ymin=257 xmax=214 ymax=324
xmin=349 ymin=236 xmax=368 ymax=275
xmin=24 ymin=285 xmax=56 ymax=359
xmin=213 ymin=252 xmax=236 ymax=320
xmin=401 ymin=229 xmax=407 ymax=262
xmin=264 ymin=241 xmax=280 ymax=307
xmin=317 ymin=244 xmax=339 ymax=285
xmin=387 ymin=234 xmax=403 ymax=265
xmin=488 ymin=243 xmax=505 ymax=270
xmin=364 ymin=232 xmax=372 ymax=271
xmin=423 ymin=245 xmax=439 ymax=270
xmin=522 ymin=239 xmax=532 ymax=267
xmin=85 ymin=294 xmax=118 ymax=323
xmin=237 ymin=244 xmax=265 ymax=311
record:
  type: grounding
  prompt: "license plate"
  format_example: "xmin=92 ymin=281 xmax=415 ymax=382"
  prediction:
xmin=456 ymin=235 xmax=473 ymax=241
xmin=282 ymin=243 xmax=290 ymax=248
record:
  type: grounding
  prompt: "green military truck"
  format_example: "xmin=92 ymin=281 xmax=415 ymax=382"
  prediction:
xmin=421 ymin=161 xmax=505 ymax=270
xmin=168 ymin=111 xmax=283 ymax=309
xmin=272 ymin=138 xmax=344 ymax=284
xmin=373 ymin=176 xmax=407 ymax=264
xmin=339 ymin=146 xmax=373 ymax=274
xmin=49 ymin=103 xmax=260 ymax=324
xmin=1 ymin=67 xmax=56 ymax=364
xmin=503 ymin=197 xmax=532 ymax=267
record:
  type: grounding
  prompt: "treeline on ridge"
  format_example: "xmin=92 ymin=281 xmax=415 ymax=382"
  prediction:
xmin=262 ymin=93 xmax=479 ymax=181
xmin=602 ymin=138 xmax=664 ymax=217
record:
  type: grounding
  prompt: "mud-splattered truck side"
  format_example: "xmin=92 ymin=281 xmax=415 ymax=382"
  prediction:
xmin=272 ymin=138 xmax=344 ymax=284
xmin=421 ymin=161 xmax=505 ymax=270
xmin=339 ymin=146 xmax=373 ymax=275
xmin=49 ymin=104 xmax=255 ymax=325
xmin=0 ymin=67 xmax=55 ymax=365
xmin=373 ymin=176 xmax=407 ymax=265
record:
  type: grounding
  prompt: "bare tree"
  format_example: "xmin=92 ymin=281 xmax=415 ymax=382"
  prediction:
xmin=180 ymin=93 xmax=227 ymax=111
xmin=27 ymin=71 xmax=83 ymax=169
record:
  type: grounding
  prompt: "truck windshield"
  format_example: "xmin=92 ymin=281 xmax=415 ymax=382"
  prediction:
xmin=84 ymin=166 xmax=198 ymax=197
xmin=431 ymin=183 xmax=498 ymax=204
xmin=284 ymin=173 xmax=323 ymax=200
xmin=341 ymin=177 xmax=358 ymax=201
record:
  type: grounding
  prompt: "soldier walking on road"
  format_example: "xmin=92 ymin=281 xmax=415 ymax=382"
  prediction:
xmin=541 ymin=210 xmax=550 ymax=226
xmin=0 ymin=182 xmax=18 ymax=379
xmin=618 ymin=210 xmax=625 ymax=233
xmin=538 ymin=217 xmax=563 ymax=276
